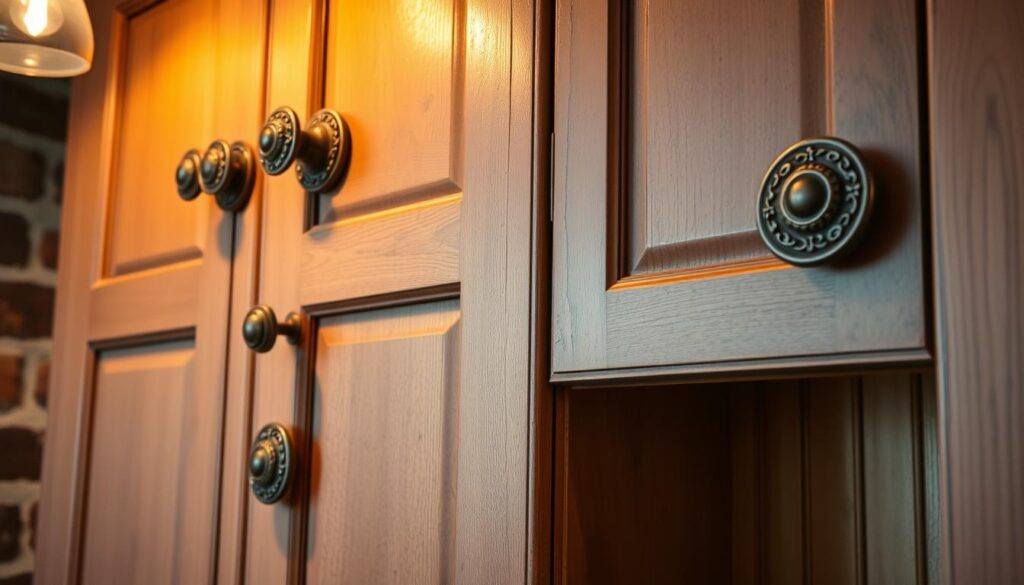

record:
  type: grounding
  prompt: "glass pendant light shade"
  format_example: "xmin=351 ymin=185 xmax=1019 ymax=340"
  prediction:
xmin=0 ymin=0 xmax=93 ymax=77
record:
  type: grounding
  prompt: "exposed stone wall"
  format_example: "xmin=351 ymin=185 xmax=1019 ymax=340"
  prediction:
xmin=0 ymin=71 xmax=69 ymax=585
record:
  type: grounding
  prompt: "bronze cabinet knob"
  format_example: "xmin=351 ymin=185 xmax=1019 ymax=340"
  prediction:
xmin=258 ymin=105 xmax=351 ymax=194
xmin=756 ymin=137 xmax=874 ymax=266
xmin=175 ymin=149 xmax=203 ymax=201
xmin=196 ymin=139 xmax=256 ymax=212
xmin=249 ymin=423 xmax=293 ymax=505
xmin=242 ymin=305 xmax=302 ymax=353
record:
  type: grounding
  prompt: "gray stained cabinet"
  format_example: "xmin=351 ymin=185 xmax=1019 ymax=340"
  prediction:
xmin=549 ymin=0 xmax=941 ymax=582
xmin=552 ymin=0 xmax=928 ymax=377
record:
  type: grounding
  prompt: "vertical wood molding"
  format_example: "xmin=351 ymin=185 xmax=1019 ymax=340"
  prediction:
xmin=930 ymin=0 xmax=1024 ymax=581
xmin=527 ymin=1 xmax=556 ymax=583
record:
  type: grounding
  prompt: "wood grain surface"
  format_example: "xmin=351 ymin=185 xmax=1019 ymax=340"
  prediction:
xmin=930 ymin=0 xmax=1024 ymax=581
xmin=247 ymin=0 xmax=536 ymax=582
xmin=555 ymin=372 xmax=939 ymax=584
xmin=34 ymin=0 xmax=267 ymax=582
xmin=306 ymin=302 xmax=461 ymax=584
xmin=552 ymin=0 xmax=928 ymax=374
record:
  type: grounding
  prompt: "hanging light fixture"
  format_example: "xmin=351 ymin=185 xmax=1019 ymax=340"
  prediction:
xmin=0 ymin=0 xmax=93 ymax=77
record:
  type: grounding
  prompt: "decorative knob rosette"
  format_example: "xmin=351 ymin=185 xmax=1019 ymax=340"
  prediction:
xmin=756 ymin=137 xmax=874 ymax=266
xmin=194 ymin=139 xmax=256 ymax=212
xmin=258 ymin=106 xmax=351 ymax=194
xmin=249 ymin=423 xmax=293 ymax=505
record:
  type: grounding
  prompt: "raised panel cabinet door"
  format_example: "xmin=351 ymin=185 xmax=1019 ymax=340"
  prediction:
xmin=35 ymin=0 xmax=267 ymax=583
xmin=552 ymin=0 xmax=929 ymax=376
xmin=241 ymin=0 xmax=534 ymax=583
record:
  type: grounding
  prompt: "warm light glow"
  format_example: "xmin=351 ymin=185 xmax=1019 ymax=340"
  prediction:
xmin=22 ymin=0 xmax=48 ymax=37
xmin=0 ymin=0 xmax=92 ymax=77
xmin=608 ymin=258 xmax=789 ymax=290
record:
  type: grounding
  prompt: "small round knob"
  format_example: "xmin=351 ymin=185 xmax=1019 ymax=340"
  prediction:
xmin=175 ymin=149 xmax=202 ymax=201
xmin=250 ymin=443 xmax=271 ymax=478
xmin=197 ymin=139 xmax=256 ymax=212
xmin=757 ymin=137 xmax=874 ymax=266
xmin=258 ymin=106 xmax=351 ymax=194
xmin=242 ymin=305 xmax=302 ymax=353
xmin=249 ymin=423 xmax=293 ymax=505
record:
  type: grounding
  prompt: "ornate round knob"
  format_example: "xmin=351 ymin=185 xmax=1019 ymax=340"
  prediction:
xmin=175 ymin=149 xmax=203 ymax=201
xmin=249 ymin=423 xmax=293 ymax=505
xmin=258 ymin=106 xmax=351 ymax=194
xmin=242 ymin=305 xmax=302 ymax=353
xmin=757 ymin=137 xmax=874 ymax=266
xmin=197 ymin=139 xmax=256 ymax=212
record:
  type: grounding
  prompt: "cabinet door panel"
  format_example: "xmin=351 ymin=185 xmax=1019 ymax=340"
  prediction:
xmin=246 ymin=0 xmax=532 ymax=582
xmin=318 ymin=0 xmax=463 ymax=222
xmin=105 ymin=0 xmax=216 ymax=277
xmin=80 ymin=341 xmax=198 ymax=585
xmin=626 ymin=0 xmax=823 ymax=274
xmin=553 ymin=0 xmax=927 ymax=374
xmin=307 ymin=301 xmax=460 ymax=584
xmin=35 ymin=0 xmax=267 ymax=582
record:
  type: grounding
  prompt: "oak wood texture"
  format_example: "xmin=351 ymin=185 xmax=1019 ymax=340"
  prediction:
xmin=79 ymin=341 xmax=196 ymax=584
xmin=552 ymin=0 xmax=928 ymax=375
xmin=34 ymin=0 xmax=268 ymax=583
xmin=930 ymin=0 xmax=1024 ymax=581
xmin=555 ymin=372 xmax=939 ymax=584
xmin=624 ymin=0 xmax=824 ymax=275
xmin=102 ymin=0 xmax=214 ymax=278
xmin=318 ymin=0 xmax=464 ymax=222
xmin=300 ymin=194 xmax=461 ymax=309
xmin=307 ymin=301 xmax=461 ymax=583
xmin=246 ymin=0 xmax=535 ymax=582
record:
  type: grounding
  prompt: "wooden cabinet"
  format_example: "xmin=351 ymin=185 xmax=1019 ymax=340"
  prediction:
xmin=545 ymin=0 xmax=1024 ymax=582
xmin=552 ymin=0 xmax=929 ymax=377
xmin=548 ymin=0 xmax=938 ymax=580
xmin=31 ymin=0 xmax=1024 ymax=583
xmin=37 ymin=0 xmax=535 ymax=583
xmin=243 ymin=1 xmax=533 ymax=582
xmin=35 ymin=0 xmax=265 ymax=582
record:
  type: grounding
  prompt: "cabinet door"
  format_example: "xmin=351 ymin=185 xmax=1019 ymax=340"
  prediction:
xmin=35 ymin=0 xmax=266 ymax=583
xmin=241 ymin=0 xmax=533 ymax=582
xmin=552 ymin=0 xmax=928 ymax=376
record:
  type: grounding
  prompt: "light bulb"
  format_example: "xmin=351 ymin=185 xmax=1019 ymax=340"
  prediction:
xmin=23 ymin=0 xmax=49 ymax=36
xmin=10 ymin=0 xmax=64 ymax=38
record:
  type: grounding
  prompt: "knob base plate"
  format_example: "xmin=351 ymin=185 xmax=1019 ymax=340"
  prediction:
xmin=249 ymin=423 xmax=293 ymax=505
xmin=757 ymin=137 xmax=874 ymax=266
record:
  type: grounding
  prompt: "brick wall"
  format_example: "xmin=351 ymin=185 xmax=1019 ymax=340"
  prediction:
xmin=0 ymin=71 xmax=69 ymax=585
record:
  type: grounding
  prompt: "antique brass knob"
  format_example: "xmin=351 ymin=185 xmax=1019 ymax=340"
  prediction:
xmin=258 ymin=105 xmax=351 ymax=194
xmin=756 ymin=137 xmax=874 ymax=266
xmin=242 ymin=305 xmax=302 ymax=353
xmin=249 ymin=423 xmax=293 ymax=505
xmin=175 ymin=149 xmax=203 ymax=201
xmin=197 ymin=139 xmax=256 ymax=212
